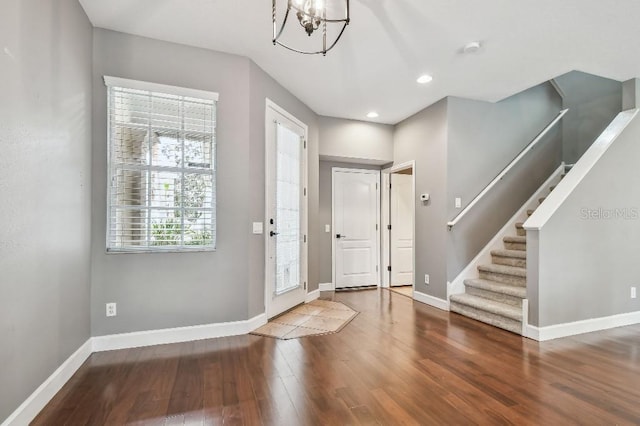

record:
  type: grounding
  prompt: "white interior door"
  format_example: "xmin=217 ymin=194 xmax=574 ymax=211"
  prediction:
xmin=265 ymin=101 xmax=307 ymax=319
xmin=390 ymin=173 xmax=413 ymax=286
xmin=333 ymin=169 xmax=380 ymax=289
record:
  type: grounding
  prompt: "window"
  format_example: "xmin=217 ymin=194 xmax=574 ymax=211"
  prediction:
xmin=104 ymin=77 xmax=217 ymax=252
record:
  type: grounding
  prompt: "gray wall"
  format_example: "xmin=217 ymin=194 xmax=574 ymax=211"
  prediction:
xmin=622 ymin=78 xmax=640 ymax=109
xmin=0 ymin=0 xmax=93 ymax=421
xmin=446 ymin=84 xmax=562 ymax=280
xmin=318 ymin=161 xmax=382 ymax=284
xmin=532 ymin=114 xmax=640 ymax=326
xmin=554 ymin=71 xmax=622 ymax=164
xmin=393 ymin=99 xmax=449 ymax=299
xmin=248 ymin=61 xmax=320 ymax=316
xmin=319 ymin=116 xmax=394 ymax=164
xmin=91 ymin=29 xmax=320 ymax=335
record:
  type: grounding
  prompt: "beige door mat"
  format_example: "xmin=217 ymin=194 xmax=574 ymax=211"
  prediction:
xmin=389 ymin=285 xmax=413 ymax=298
xmin=251 ymin=299 xmax=358 ymax=340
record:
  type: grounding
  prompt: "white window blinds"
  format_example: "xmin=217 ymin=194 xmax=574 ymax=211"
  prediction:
xmin=105 ymin=77 xmax=217 ymax=252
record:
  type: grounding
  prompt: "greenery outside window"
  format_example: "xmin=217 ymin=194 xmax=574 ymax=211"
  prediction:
xmin=104 ymin=77 xmax=217 ymax=252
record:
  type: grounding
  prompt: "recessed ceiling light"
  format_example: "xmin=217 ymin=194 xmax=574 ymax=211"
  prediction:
xmin=463 ymin=41 xmax=481 ymax=54
xmin=417 ymin=74 xmax=433 ymax=84
xmin=367 ymin=112 xmax=379 ymax=118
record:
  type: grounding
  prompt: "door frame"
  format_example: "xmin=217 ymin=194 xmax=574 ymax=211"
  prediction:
xmin=382 ymin=161 xmax=416 ymax=292
xmin=331 ymin=167 xmax=381 ymax=289
xmin=264 ymin=98 xmax=309 ymax=318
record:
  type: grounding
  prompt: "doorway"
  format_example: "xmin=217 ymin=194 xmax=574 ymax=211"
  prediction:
xmin=332 ymin=168 xmax=381 ymax=289
xmin=383 ymin=162 xmax=415 ymax=297
xmin=265 ymin=100 xmax=308 ymax=319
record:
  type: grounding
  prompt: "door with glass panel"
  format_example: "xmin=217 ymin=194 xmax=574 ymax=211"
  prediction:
xmin=265 ymin=101 xmax=308 ymax=319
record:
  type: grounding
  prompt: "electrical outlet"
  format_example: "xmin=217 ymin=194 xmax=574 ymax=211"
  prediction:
xmin=424 ymin=274 xmax=430 ymax=285
xmin=106 ymin=303 xmax=117 ymax=317
xmin=632 ymin=287 xmax=637 ymax=299
xmin=455 ymin=198 xmax=462 ymax=209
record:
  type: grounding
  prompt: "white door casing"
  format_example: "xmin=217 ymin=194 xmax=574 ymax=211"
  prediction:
xmin=390 ymin=173 xmax=414 ymax=286
xmin=265 ymin=100 xmax=308 ymax=319
xmin=332 ymin=168 xmax=380 ymax=289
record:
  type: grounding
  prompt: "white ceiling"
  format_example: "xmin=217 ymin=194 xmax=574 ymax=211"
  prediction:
xmin=79 ymin=0 xmax=640 ymax=124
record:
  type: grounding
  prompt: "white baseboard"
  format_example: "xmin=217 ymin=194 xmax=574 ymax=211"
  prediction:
xmin=92 ymin=313 xmax=268 ymax=352
xmin=525 ymin=310 xmax=640 ymax=341
xmin=1 ymin=339 xmax=93 ymax=426
xmin=448 ymin=164 xmax=565 ymax=297
xmin=2 ymin=312 xmax=273 ymax=425
xmin=413 ymin=291 xmax=450 ymax=311
xmin=319 ymin=282 xmax=335 ymax=292
xmin=305 ymin=289 xmax=320 ymax=303
xmin=521 ymin=299 xmax=529 ymax=336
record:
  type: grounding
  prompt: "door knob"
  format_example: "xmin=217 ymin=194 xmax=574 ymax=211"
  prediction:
xmin=336 ymin=234 xmax=346 ymax=239
xmin=270 ymin=231 xmax=279 ymax=237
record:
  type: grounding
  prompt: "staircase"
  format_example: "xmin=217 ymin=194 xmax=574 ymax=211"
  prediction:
xmin=449 ymin=166 xmax=571 ymax=334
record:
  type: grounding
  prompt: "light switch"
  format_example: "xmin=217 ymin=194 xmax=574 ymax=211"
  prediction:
xmin=455 ymin=198 xmax=462 ymax=209
xmin=325 ymin=224 xmax=331 ymax=233
xmin=252 ymin=222 xmax=264 ymax=234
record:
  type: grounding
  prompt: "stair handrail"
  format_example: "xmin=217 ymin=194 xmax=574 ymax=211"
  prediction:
xmin=447 ymin=109 xmax=569 ymax=230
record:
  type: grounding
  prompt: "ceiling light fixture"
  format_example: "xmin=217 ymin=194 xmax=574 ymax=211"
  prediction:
xmin=417 ymin=74 xmax=433 ymax=84
xmin=463 ymin=41 xmax=481 ymax=54
xmin=272 ymin=0 xmax=350 ymax=56
xmin=367 ymin=112 xmax=379 ymax=118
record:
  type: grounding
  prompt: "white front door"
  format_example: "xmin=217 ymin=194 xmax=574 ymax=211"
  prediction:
xmin=390 ymin=173 xmax=413 ymax=286
xmin=333 ymin=169 xmax=380 ymax=289
xmin=265 ymin=101 xmax=307 ymax=319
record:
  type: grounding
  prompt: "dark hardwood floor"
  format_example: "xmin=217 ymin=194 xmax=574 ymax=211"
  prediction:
xmin=33 ymin=289 xmax=640 ymax=425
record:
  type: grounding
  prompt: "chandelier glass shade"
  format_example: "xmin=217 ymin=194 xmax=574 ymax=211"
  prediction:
xmin=272 ymin=0 xmax=350 ymax=56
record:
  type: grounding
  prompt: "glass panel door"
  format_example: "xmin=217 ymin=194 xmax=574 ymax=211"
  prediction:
xmin=275 ymin=123 xmax=302 ymax=294
xmin=265 ymin=101 xmax=307 ymax=319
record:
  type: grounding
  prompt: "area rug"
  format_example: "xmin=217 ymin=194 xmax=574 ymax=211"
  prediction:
xmin=251 ymin=299 xmax=358 ymax=340
xmin=389 ymin=285 xmax=413 ymax=298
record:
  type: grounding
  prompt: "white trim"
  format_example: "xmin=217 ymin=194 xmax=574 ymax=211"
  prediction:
xmin=103 ymin=76 xmax=219 ymax=101
xmin=525 ymin=310 xmax=640 ymax=342
xmin=264 ymin=99 xmax=309 ymax=319
xmin=92 ymin=314 xmax=268 ymax=352
xmin=448 ymin=164 xmax=565 ymax=297
xmin=521 ymin=299 xmax=529 ymax=336
xmin=319 ymin=282 xmax=335 ymax=291
xmin=2 ymin=313 xmax=271 ymax=425
xmin=1 ymin=339 xmax=92 ymax=426
xmin=332 ymin=168 xmax=381 ymax=289
xmin=380 ymin=170 xmax=391 ymax=288
xmin=305 ymin=289 xmax=320 ymax=303
xmin=320 ymin=154 xmax=390 ymax=166
xmin=380 ymin=160 xmax=417 ymax=291
xmin=265 ymin=99 xmax=308 ymax=130
xmin=413 ymin=291 xmax=450 ymax=311
xmin=525 ymin=109 xmax=639 ymax=230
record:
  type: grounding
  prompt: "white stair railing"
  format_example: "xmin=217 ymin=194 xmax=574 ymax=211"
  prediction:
xmin=447 ymin=109 xmax=568 ymax=230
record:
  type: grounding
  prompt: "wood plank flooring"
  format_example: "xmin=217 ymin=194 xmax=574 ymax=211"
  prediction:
xmin=33 ymin=289 xmax=640 ymax=425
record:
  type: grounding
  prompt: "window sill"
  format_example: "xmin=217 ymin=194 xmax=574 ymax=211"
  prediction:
xmin=106 ymin=247 xmax=216 ymax=254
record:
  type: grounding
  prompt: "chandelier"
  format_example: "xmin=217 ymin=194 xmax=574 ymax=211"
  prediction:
xmin=272 ymin=0 xmax=350 ymax=56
